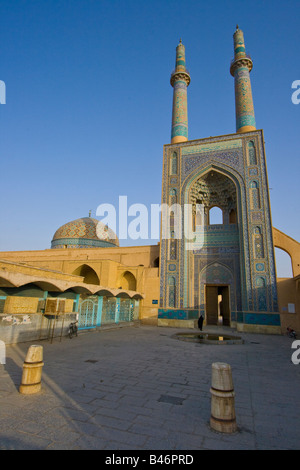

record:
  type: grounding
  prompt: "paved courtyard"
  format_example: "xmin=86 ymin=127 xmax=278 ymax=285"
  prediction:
xmin=0 ymin=324 xmax=300 ymax=450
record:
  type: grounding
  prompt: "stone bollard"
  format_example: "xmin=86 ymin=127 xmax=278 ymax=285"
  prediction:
xmin=0 ymin=340 xmax=5 ymax=365
xmin=210 ymin=362 xmax=237 ymax=433
xmin=19 ymin=345 xmax=44 ymax=395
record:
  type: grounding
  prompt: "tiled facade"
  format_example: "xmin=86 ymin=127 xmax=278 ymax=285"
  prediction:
xmin=158 ymin=131 xmax=280 ymax=332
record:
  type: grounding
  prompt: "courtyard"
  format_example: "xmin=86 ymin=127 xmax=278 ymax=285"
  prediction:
xmin=0 ymin=324 xmax=300 ymax=450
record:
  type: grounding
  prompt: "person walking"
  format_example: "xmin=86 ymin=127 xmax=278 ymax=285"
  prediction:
xmin=198 ymin=314 xmax=203 ymax=331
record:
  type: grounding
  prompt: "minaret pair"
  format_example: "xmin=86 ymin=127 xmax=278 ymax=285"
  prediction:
xmin=170 ymin=26 xmax=256 ymax=143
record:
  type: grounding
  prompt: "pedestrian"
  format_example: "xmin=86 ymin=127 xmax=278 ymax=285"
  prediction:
xmin=198 ymin=314 xmax=203 ymax=331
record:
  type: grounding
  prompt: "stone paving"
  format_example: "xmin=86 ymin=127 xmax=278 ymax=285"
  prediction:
xmin=0 ymin=324 xmax=300 ymax=450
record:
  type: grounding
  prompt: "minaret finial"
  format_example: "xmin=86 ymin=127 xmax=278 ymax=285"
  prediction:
xmin=170 ymin=40 xmax=191 ymax=144
xmin=230 ymin=27 xmax=256 ymax=133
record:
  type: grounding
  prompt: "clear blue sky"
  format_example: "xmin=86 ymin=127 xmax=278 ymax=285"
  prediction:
xmin=0 ymin=0 xmax=299 ymax=277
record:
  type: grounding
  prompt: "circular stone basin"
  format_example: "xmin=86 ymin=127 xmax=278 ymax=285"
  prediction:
xmin=173 ymin=332 xmax=244 ymax=345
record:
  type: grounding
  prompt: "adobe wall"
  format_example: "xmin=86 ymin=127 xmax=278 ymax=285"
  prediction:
xmin=0 ymin=245 xmax=160 ymax=323
xmin=277 ymin=278 xmax=300 ymax=333
xmin=0 ymin=312 xmax=77 ymax=345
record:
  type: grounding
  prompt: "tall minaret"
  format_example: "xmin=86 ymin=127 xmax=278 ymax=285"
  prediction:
xmin=170 ymin=39 xmax=191 ymax=144
xmin=230 ymin=26 xmax=256 ymax=133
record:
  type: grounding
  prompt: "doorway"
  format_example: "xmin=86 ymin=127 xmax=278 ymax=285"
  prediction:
xmin=78 ymin=296 xmax=98 ymax=329
xmin=205 ymin=285 xmax=230 ymax=326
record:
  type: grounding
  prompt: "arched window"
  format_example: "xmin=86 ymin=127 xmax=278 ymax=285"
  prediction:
xmin=209 ymin=206 xmax=223 ymax=225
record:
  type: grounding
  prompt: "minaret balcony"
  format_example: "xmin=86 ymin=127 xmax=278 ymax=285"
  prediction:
xmin=170 ymin=69 xmax=191 ymax=87
xmin=230 ymin=55 xmax=253 ymax=76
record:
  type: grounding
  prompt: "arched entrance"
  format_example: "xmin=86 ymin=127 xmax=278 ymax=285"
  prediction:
xmin=186 ymin=169 xmax=240 ymax=324
xmin=200 ymin=263 xmax=235 ymax=327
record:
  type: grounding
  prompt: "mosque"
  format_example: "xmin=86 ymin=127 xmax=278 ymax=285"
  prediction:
xmin=0 ymin=27 xmax=299 ymax=344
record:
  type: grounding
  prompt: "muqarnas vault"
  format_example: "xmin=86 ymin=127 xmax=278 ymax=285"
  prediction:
xmin=158 ymin=26 xmax=280 ymax=333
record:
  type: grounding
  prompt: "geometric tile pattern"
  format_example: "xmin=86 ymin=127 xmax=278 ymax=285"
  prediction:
xmin=159 ymin=130 xmax=280 ymax=328
xmin=51 ymin=218 xmax=119 ymax=249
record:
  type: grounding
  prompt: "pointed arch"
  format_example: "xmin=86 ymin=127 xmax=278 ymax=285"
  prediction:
xmin=274 ymin=247 xmax=293 ymax=278
xmin=200 ymin=261 xmax=234 ymax=284
xmin=118 ymin=271 xmax=137 ymax=291
xmin=181 ymin=162 xmax=247 ymax=311
xmin=273 ymin=227 xmax=300 ymax=278
xmin=71 ymin=264 xmax=100 ymax=285
xmin=184 ymin=164 xmax=242 ymax=228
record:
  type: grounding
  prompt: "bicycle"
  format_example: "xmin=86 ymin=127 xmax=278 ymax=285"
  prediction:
xmin=68 ymin=321 xmax=78 ymax=339
xmin=287 ymin=326 xmax=297 ymax=339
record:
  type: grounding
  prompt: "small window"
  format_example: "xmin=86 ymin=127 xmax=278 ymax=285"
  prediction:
xmin=209 ymin=206 xmax=223 ymax=225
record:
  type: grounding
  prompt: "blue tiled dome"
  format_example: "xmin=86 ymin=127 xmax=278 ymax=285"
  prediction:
xmin=51 ymin=218 xmax=119 ymax=249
